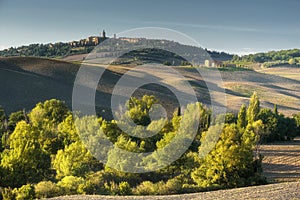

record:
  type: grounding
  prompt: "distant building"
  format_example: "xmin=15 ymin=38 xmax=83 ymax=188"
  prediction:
xmin=69 ymin=29 xmax=108 ymax=47
xmin=119 ymin=37 xmax=140 ymax=43
xmin=102 ymin=30 xmax=106 ymax=38
xmin=204 ymin=59 xmax=222 ymax=67
xmin=205 ymin=59 xmax=210 ymax=67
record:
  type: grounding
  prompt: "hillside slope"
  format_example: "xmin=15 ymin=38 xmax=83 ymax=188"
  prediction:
xmin=1 ymin=57 xmax=300 ymax=116
xmin=0 ymin=57 xmax=78 ymax=113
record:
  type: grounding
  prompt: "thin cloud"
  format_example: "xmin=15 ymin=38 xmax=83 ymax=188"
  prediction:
xmin=172 ymin=22 xmax=266 ymax=33
xmin=136 ymin=20 xmax=267 ymax=33
xmin=124 ymin=19 xmax=297 ymax=34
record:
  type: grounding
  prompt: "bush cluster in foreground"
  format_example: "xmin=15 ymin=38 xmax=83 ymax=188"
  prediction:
xmin=0 ymin=93 xmax=299 ymax=199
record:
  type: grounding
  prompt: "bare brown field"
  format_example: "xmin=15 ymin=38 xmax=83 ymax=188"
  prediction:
xmin=50 ymin=182 xmax=300 ymax=200
xmin=260 ymin=138 xmax=300 ymax=182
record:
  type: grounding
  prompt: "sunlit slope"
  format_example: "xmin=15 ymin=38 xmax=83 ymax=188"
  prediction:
xmin=0 ymin=57 xmax=300 ymax=116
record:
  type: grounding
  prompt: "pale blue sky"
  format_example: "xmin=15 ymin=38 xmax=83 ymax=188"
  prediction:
xmin=1 ymin=0 xmax=300 ymax=55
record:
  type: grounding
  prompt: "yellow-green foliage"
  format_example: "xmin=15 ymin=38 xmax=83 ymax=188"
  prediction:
xmin=104 ymin=181 xmax=132 ymax=195
xmin=0 ymin=121 xmax=50 ymax=187
xmin=192 ymin=123 xmax=261 ymax=188
xmin=34 ymin=181 xmax=61 ymax=198
xmin=57 ymin=176 xmax=84 ymax=195
xmin=0 ymin=94 xmax=278 ymax=198
xmin=133 ymin=176 xmax=184 ymax=195
xmin=53 ymin=142 xmax=95 ymax=179
xmin=15 ymin=184 xmax=35 ymax=200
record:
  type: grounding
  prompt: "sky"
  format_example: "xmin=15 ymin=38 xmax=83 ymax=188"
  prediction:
xmin=1 ymin=0 xmax=300 ymax=55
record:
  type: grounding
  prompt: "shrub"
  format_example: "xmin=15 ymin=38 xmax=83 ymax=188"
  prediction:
xmin=104 ymin=181 xmax=131 ymax=195
xmin=14 ymin=184 xmax=35 ymax=200
xmin=34 ymin=181 xmax=61 ymax=198
xmin=82 ymin=171 xmax=109 ymax=195
xmin=163 ymin=176 xmax=183 ymax=194
xmin=57 ymin=176 xmax=84 ymax=195
xmin=133 ymin=181 xmax=164 ymax=195
xmin=118 ymin=182 xmax=131 ymax=195
xmin=133 ymin=177 xmax=185 ymax=195
xmin=2 ymin=187 xmax=15 ymax=200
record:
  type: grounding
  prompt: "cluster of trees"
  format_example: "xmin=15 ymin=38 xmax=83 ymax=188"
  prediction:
xmin=224 ymin=96 xmax=299 ymax=143
xmin=232 ymin=49 xmax=300 ymax=64
xmin=0 ymin=43 xmax=94 ymax=58
xmin=0 ymin=94 xmax=298 ymax=199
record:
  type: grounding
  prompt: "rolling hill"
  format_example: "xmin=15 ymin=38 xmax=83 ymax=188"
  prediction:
xmin=0 ymin=57 xmax=78 ymax=114
xmin=0 ymin=37 xmax=233 ymax=62
xmin=1 ymin=56 xmax=300 ymax=117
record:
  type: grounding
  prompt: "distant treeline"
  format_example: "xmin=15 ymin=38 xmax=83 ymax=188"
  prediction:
xmin=0 ymin=43 xmax=94 ymax=58
xmin=232 ymin=49 xmax=300 ymax=64
xmin=0 ymin=38 xmax=232 ymax=63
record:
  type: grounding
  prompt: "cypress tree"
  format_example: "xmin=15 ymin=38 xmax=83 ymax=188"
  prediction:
xmin=247 ymin=92 xmax=260 ymax=124
xmin=237 ymin=104 xmax=247 ymax=130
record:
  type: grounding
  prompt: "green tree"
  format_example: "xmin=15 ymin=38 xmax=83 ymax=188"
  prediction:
xmin=192 ymin=123 xmax=265 ymax=188
xmin=288 ymin=58 xmax=296 ymax=65
xmin=28 ymin=99 xmax=70 ymax=154
xmin=7 ymin=110 xmax=26 ymax=131
xmin=29 ymin=99 xmax=69 ymax=127
xmin=57 ymin=114 xmax=80 ymax=146
xmin=106 ymin=134 xmax=144 ymax=173
xmin=284 ymin=117 xmax=298 ymax=140
xmin=273 ymin=104 xmax=278 ymax=116
xmin=125 ymin=95 xmax=157 ymax=126
xmin=247 ymin=92 xmax=260 ymax=124
xmin=0 ymin=121 xmax=51 ymax=187
xmin=215 ymin=113 xmax=237 ymax=124
xmin=237 ymin=104 xmax=247 ymax=130
xmin=257 ymin=108 xmax=279 ymax=142
xmin=293 ymin=113 xmax=300 ymax=137
xmin=53 ymin=141 xmax=98 ymax=179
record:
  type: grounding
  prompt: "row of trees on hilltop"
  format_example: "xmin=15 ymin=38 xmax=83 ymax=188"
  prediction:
xmin=232 ymin=49 xmax=300 ymax=64
xmin=0 ymin=94 xmax=299 ymax=199
xmin=0 ymin=38 xmax=232 ymax=63
xmin=0 ymin=43 xmax=94 ymax=58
